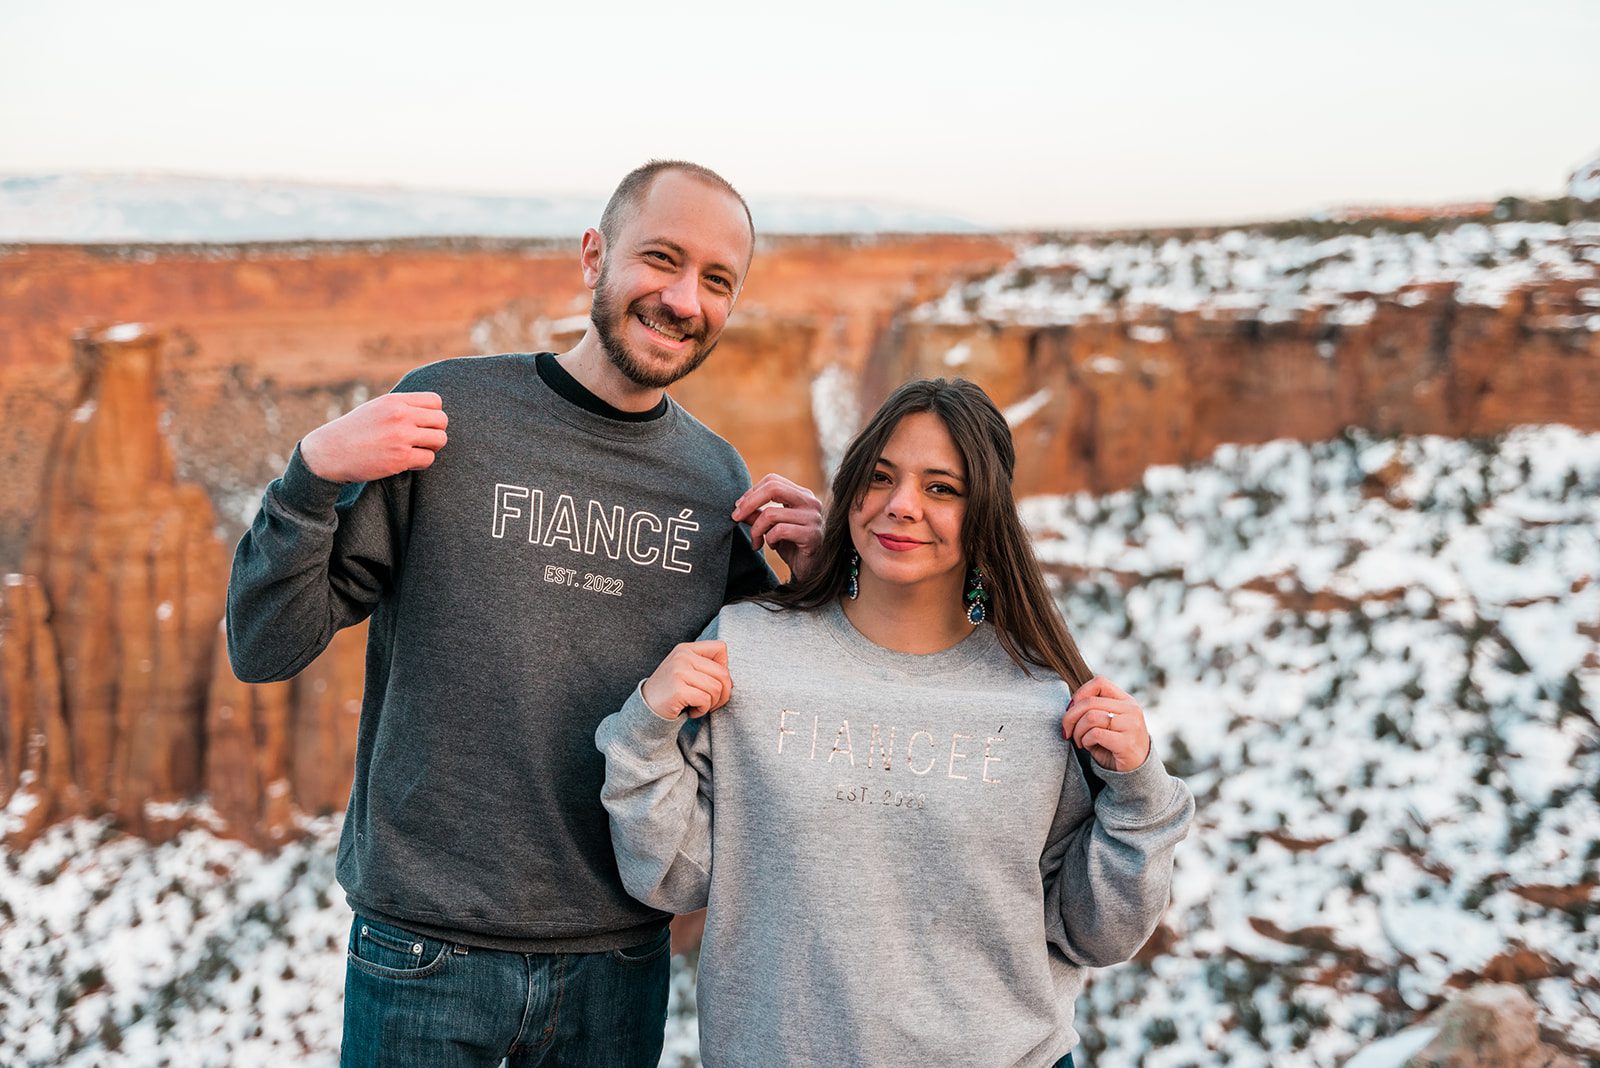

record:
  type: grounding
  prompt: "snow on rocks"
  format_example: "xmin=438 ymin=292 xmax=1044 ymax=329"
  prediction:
xmin=102 ymin=323 xmax=147 ymax=343
xmin=1023 ymin=424 xmax=1600 ymax=1066
xmin=0 ymin=817 xmax=349 ymax=1067
xmin=1571 ymin=152 xmax=1600 ymax=202
xmin=809 ymin=365 xmax=861 ymax=482
xmin=913 ymin=222 xmax=1600 ymax=330
xmin=3 ymin=426 xmax=1596 ymax=1066
xmin=0 ymin=813 xmax=707 ymax=1067
xmin=1003 ymin=388 xmax=1052 ymax=427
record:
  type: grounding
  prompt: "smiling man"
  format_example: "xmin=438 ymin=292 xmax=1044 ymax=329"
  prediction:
xmin=226 ymin=160 xmax=822 ymax=1067
xmin=585 ymin=166 xmax=751 ymax=389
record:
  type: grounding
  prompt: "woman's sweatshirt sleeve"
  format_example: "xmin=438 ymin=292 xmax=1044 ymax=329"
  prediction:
xmin=1041 ymin=750 xmax=1195 ymax=968
xmin=595 ymin=684 xmax=716 ymax=915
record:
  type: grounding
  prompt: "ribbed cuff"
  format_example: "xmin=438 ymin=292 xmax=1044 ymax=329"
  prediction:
xmin=276 ymin=442 xmax=348 ymax=516
xmin=595 ymin=683 xmax=689 ymax=767
xmin=623 ymin=683 xmax=690 ymax=736
xmin=1090 ymin=750 xmax=1178 ymax=817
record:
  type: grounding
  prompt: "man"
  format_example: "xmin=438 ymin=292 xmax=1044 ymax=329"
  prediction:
xmin=227 ymin=160 xmax=822 ymax=1067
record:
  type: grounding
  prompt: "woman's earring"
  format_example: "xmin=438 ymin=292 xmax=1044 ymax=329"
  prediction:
xmin=964 ymin=565 xmax=989 ymax=625
xmin=847 ymin=551 xmax=860 ymax=600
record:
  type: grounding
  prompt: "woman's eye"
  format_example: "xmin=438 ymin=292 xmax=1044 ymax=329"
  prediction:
xmin=929 ymin=483 xmax=962 ymax=496
xmin=871 ymin=470 xmax=891 ymax=484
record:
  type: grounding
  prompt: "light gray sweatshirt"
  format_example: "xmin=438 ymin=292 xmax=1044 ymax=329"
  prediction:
xmin=596 ymin=599 xmax=1195 ymax=1068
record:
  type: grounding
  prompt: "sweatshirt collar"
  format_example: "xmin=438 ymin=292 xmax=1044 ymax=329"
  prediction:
xmin=817 ymin=597 xmax=999 ymax=677
xmin=523 ymin=354 xmax=683 ymax=443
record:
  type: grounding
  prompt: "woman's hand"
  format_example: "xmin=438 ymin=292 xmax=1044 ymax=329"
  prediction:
xmin=640 ymin=641 xmax=732 ymax=721
xmin=1061 ymin=676 xmax=1152 ymax=772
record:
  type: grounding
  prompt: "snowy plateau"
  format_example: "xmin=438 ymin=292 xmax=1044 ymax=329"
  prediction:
xmin=916 ymin=220 xmax=1600 ymax=330
xmin=2 ymin=422 xmax=1596 ymax=1066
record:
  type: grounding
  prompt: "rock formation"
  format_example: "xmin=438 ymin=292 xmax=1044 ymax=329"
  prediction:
xmin=1343 ymin=984 xmax=1582 ymax=1067
xmin=203 ymin=640 xmax=296 ymax=843
xmin=882 ymin=282 xmax=1600 ymax=497
xmin=0 ymin=325 xmax=365 ymax=847
xmin=0 ymin=235 xmax=1017 ymax=567
xmin=1 ymin=227 xmax=1596 ymax=853
xmin=0 ymin=573 xmax=73 ymax=839
xmin=11 ymin=233 xmax=1587 ymax=562
xmin=10 ymin=326 xmax=224 ymax=840
xmin=202 ymin=622 xmax=364 ymax=842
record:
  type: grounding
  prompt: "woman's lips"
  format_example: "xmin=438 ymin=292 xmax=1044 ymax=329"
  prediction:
xmin=874 ymin=533 xmax=923 ymax=552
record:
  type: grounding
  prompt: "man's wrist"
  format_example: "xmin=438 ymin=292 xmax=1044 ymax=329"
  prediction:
xmin=277 ymin=442 xmax=348 ymax=516
xmin=298 ymin=429 xmax=339 ymax=483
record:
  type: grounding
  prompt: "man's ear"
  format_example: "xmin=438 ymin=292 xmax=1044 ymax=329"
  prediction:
xmin=580 ymin=228 xmax=605 ymax=289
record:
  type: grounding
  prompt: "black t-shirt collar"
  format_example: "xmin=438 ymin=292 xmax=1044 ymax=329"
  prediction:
xmin=535 ymin=351 xmax=669 ymax=423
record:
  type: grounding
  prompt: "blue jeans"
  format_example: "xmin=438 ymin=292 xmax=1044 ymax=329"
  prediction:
xmin=340 ymin=913 xmax=671 ymax=1067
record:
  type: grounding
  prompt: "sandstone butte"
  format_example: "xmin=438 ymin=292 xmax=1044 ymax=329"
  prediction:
xmin=0 ymin=234 xmax=1597 ymax=850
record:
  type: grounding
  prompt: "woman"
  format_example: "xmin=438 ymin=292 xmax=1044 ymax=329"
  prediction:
xmin=596 ymin=378 xmax=1193 ymax=1068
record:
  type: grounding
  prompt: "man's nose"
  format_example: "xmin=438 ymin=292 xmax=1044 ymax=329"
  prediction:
xmin=659 ymin=272 xmax=702 ymax=321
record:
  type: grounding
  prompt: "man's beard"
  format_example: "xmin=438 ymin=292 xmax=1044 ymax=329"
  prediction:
xmin=591 ymin=266 xmax=719 ymax=389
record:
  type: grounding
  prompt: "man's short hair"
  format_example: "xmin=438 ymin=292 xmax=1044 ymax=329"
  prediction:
xmin=599 ymin=160 xmax=756 ymax=260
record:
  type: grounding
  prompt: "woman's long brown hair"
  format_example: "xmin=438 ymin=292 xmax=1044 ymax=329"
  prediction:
xmin=760 ymin=377 xmax=1093 ymax=689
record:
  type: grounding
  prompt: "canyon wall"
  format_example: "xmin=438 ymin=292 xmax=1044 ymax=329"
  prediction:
xmin=0 ymin=235 xmax=1014 ymax=845
xmin=0 ymin=236 xmax=1014 ymax=568
xmin=4 ymin=327 xmax=224 ymax=840
xmin=882 ymin=281 xmax=1600 ymax=496
xmin=0 ymin=327 xmax=370 ymax=845
xmin=0 ymin=232 xmax=1595 ymax=846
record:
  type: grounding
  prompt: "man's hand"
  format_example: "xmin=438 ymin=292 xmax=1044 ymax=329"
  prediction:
xmin=640 ymin=641 xmax=731 ymax=721
xmin=732 ymin=474 xmax=824 ymax=582
xmin=1061 ymin=676 xmax=1152 ymax=772
xmin=299 ymin=392 xmax=449 ymax=484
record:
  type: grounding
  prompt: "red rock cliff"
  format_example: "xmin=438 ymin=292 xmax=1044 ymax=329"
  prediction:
xmin=1 ymin=230 xmax=1595 ymax=847
xmin=877 ymin=284 xmax=1600 ymax=496
xmin=1 ymin=326 xmax=367 ymax=846
xmin=4 ymin=327 xmax=223 ymax=840
xmin=0 ymin=236 xmax=1017 ymax=569
xmin=0 ymin=235 xmax=1014 ymax=844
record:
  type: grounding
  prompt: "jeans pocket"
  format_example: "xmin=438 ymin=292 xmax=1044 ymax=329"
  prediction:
xmin=607 ymin=926 xmax=671 ymax=968
xmin=348 ymin=915 xmax=452 ymax=980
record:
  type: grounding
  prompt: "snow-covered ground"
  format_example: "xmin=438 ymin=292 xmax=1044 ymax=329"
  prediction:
xmin=4 ymin=425 xmax=1596 ymax=1067
xmin=0 ymin=814 xmax=347 ymax=1066
xmin=914 ymin=220 xmax=1600 ymax=329
xmin=1030 ymin=425 xmax=1600 ymax=1067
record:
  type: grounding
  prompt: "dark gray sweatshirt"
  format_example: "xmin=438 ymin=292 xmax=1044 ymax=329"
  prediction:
xmin=597 ymin=600 xmax=1195 ymax=1066
xmin=227 ymin=352 xmax=772 ymax=951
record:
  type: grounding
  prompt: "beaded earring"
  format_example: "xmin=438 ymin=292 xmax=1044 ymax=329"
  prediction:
xmin=847 ymin=551 xmax=860 ymax=599
xmin=964 ymin=565 xmax=989 ymax=625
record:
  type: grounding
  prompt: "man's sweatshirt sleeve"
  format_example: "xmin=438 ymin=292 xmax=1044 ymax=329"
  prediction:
xmin=1041 ymin=749 xmax=1195 ymax=968
xmin=595 ymin=685 xmax=716 ymax=915
xmin=225 ymin=444 xmax=405 ymax=683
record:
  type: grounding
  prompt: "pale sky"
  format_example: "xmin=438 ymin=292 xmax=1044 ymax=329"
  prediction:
xmin=2 ymin=0 xmax=1596 ymax=228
